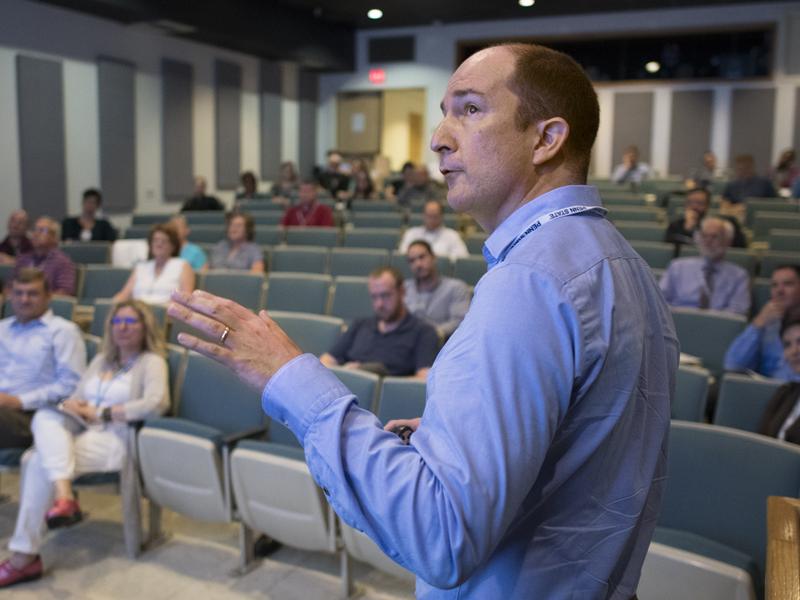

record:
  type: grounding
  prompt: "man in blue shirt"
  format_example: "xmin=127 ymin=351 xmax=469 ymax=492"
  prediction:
xmin=724 ymin=264 xmax=800 ymax=380
xmin=0 ymin=268 xmax=85 ymax=449
xmin=169 ymin=43 xmax=678 ymax=598
xmin=659 ymin=217 xmax=751 ymax=315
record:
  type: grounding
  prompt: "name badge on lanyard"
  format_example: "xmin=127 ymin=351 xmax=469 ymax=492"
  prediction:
xmin=496 ymin=205 xmax=608 ymax=264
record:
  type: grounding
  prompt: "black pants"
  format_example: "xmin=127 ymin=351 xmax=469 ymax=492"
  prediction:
xmin=0 ymin=407 xmax=33 ymax=449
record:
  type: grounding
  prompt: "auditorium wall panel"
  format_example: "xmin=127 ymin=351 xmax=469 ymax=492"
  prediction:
xmin=729 ymin=88 xmax=776 ymax=175
xmin=669 ymin=90 xmax=713 ymax=178
xmin=298 ymin=70 xmax=318 ymax=180
xmin=214 ymin=59 xmax=242 ymax=191
xmin=612 ymin=92 xmax=654 ymax=167
xmin=260 ymin=60 xmax=283 ymax=182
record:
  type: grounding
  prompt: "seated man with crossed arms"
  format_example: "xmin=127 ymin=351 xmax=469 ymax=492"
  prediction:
xmin=320 ymin=266 xmax=439 ymax=379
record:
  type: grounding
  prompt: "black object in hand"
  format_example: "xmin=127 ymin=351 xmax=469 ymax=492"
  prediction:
xmin=391 ymin=425 xmax=413 ymax=444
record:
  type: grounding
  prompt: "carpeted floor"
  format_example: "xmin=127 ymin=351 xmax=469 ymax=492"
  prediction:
xmin=0 ymin=473 xmax=415 ymax=599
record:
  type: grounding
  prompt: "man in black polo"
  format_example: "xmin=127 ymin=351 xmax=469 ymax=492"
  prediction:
xmin=320 ymin=266 xmax=438 ymax=379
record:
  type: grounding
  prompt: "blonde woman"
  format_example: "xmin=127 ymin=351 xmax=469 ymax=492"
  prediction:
xmin=0 ymin=300 xmax=169 ymax=588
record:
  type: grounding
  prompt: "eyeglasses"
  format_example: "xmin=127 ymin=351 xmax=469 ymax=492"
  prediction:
xmin=111 ymin=317 xmax=141 ymax=326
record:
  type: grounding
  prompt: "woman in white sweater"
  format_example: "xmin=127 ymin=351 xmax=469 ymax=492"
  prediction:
xmin=0 ymin=300 xmax=169 ymax=588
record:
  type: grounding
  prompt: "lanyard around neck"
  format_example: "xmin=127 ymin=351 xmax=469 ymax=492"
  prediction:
xmin=494 ymin=204 xmax=607 ymax=265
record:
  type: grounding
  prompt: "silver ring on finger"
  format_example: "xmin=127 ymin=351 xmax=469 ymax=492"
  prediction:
xmin=219 ymin=326 xmax=231 ymax=346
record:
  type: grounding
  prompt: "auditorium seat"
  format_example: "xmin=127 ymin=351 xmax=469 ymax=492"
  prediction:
xmin=746 ymin=201 xmax=798 ymax=227
xmin=78 ymin=266 xmax=131 ymax=304
xmin=137 ymin=351 xmax=267 ymax=544
xmin=670 ymin=308 xmax=746 ymax=375
xmin=389 ymin=251 xmax=452 ymax=280
xmin=123 ymin=225 xmax=152 ymax=239
xmin=751 ymin=278 xmax=771 ymax=315
xmin=604 ymin=206 xmax=663 ymax=223
xmin=350 ymin=199 xmax=399 ymax=213
xmin=184 ymin=212 xmax=225 ymax=226
xmin=269 ymin=245 xmax=328 ymax=274
xmin=285 ymin=226 xmax=339 ymax=247
xmin=329 ymin=365 xmax=381 ymax=415
xmin=630 ymin=241 xmax=677 ymax=270
xmin=342 ymin=228 xmax=400 ymax=251
xmin=264 ymin=272 xmax=332 ymax=314
xmin=60 ymin=242 xmax=112 ymax=264
xmin=672 ymin=365 xmax=711 ymax=422
xmin=111 ymin=239 xmax=148 ymax=267
xmin=601 ymin=192 xmax=648 ymax=206
xmin=200 ymin=270 xmax=265 ymax=311
xmin=250 ymin=211 xmax=283 ymax=226
xmin=656 ymin=421 xmax=800 ymax=599
xmin=254 ymin=225 xmax=285 ymax=246
xmin=268 ymin=310 xmax=344 ymax=357
xmin=768 ymin=229 xmax=800 ymax=252
xmin=131 ymin=214 xmax=168 ymax=226
xmin=329 ymin=248 xmax=389 ymax=277
xmin=452 ymin=255 xmax=487 ymax=286
xmin=185 ymin=225 xmax=225 ymax=244
xmin=407 ymin=213 xmax=458 ymax=229
xmin=752 ymin=211 xmax=800 ymax=239
xmin=84 ymin=333 xmax=101 ymax=363
xmin=712 ymin=373 xmax=784 ymax=433
xmin=464 ymin=232 xmax=488 ymax=255
xmin=615 ymin=221 xmax=666 ymax=243
xmin=351 ymin=212 xmax=405 ymax=229
xmin=329 ymin=276 xmax=372 ymax=325
xmin=759 ymin=251 xmax=800 ymax=278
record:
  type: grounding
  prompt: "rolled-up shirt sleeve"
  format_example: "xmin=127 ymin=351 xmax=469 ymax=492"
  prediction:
xmin=262 ymin=264 xmax=577 ymax=588
xmin=18 ymin=323 xmax=85 ymax=410
xmin=724 ymin=324 xmax=764 ymax=372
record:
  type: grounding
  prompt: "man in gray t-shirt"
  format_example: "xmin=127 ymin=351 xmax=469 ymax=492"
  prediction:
xmin=403 ymin=240 xmax=471 ymax=339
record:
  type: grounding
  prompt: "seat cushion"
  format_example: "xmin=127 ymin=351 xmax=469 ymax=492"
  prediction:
xmin=143 ymin=417 xmax=223 ymax=446
xmin=237 ymin=439 xmax=305 ymax=462
xmin=653 ymin=526 xmax=760 ymax=588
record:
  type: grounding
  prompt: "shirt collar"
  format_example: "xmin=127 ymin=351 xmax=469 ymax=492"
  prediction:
xmin=483 ymin=185 xmax=603 ymax=267
xmin=11 ymin=308 xmax=54 ymax=328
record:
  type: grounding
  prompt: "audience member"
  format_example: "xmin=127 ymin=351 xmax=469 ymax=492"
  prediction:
xmin=169 ymin=215 xmax=207 ymax=271
xmin=0 ymin=300 xmax=168 ymax=588
xmin=61 ymin=188 xmax=117 ymax=242
xmin=686 ymin=151 xmax=720 ymax=188
xmin=724 ymin=265 xmax=800 ymax=379
xmin=771 ymin=149 xmax=799 ymax=191
xmin=664 ymin=187 xmax=746 ymax=248
xmin=113 ymin=223 xmax=194 ymax=305
xmin=349 ymin=169 xmax=376 ymax=201
xmin=399 ymin=200 xmax=468 ymax=260
xmin=181 ymin=176 xmax=225 ymax=212
xmin=722 ymin=154 xmax=777 ymax=206
xmin=611 ymin=145 xmax=652 ymax=184
xmin=13 ymin=218 xmax=76 ymax=296
xmin=320 ymin=267 xmax=438 ymax=378
xmin=235 ymin=171 xmax=266 ymax=201
xmin=271 ymin=161 xmax=299 ymax=200
xmin=209 ymin=212 xmax=264 ymax=273
xmin=756 ymin=307 xmax=800 ymax=445
xmin=281 ymin=180 xmax=334 ymax=227
xmin=659 ymin=217 xmax=750 ymax=315
xmin=404 ymin=241 xmax=470 ymax=339
xmin=0 ymin=210 xmax=32 ymax=265
xmin=396 ymin=165 xmax=442 ymax=207
xmin=385 ymin=161 xmax=415 ymax=199
xmin=317 ymin=150 xmax=350 ymax=197
xmin=0 ymin=269 xmax=85 ymax=452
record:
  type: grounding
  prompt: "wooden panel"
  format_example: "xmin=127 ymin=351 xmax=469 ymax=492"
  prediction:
xmin=337 ymin=92 xmax=381 ymax=155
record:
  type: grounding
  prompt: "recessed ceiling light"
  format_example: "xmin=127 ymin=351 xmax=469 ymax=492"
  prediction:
xmin=519 ymin=0 xmax=535 ymax=7
xmin=367 ymin=8 xmax=383 ymax=19
xmin=645 ymin=61 xmax=661 ymax=74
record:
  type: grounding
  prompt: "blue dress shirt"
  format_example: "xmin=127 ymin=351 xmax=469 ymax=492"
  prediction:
xmin=0 ymin=310 xmax=86 ymax=409
xmin=659 ymin=257 xmax=751 ymax=316
xmin=724 ymin=321 xmax=800 ymax=381
xmin=262 ymin=185 xmax=678 ymax=598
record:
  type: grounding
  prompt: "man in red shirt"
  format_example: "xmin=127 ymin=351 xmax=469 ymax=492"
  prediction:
xmin=280 ymin=180 xmax=334 ymax=227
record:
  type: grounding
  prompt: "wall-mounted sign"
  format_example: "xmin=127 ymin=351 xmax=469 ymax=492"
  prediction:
xmin=369 ymin=68 xmax=386 ymax=84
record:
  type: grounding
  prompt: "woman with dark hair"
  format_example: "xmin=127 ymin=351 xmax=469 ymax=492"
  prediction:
xmin=209 ymin=212 xmax=264 ymax=273
xmin=772 ymin=149 xmax=799 ymax=190
xmin=236 ymin=171 xmax=265 ymax=201
xmin=271 ymin=161 xmax=299 ymax=200
xmin=0 ymin=300 xmax=168 ymax=588
xmin=758 ymin=306 xmax=800 ymax=442
xmin=61 ymin=188 xmax=117 ymax=242
xmin=113 ymin=223 xmax=194 ymax=304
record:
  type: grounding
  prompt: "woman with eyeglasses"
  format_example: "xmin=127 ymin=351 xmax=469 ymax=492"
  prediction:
xmin=0 ymin=300 xmax=168 ymax=588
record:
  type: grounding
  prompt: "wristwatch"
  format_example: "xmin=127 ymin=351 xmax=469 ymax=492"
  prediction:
xmin=101 ymin=407 xmax=113 ymax=423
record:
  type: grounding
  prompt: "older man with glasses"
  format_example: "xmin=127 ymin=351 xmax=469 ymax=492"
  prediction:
xmin=12 ymin=217 xmax=76 ymax=296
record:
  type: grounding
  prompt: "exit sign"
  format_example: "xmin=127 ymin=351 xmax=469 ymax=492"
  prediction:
xmin=369 ymin=68 xmax=386 ymax=84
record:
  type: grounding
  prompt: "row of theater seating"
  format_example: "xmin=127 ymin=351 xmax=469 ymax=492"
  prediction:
xmin=1 ymin=334 xmax=792 ymax=598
